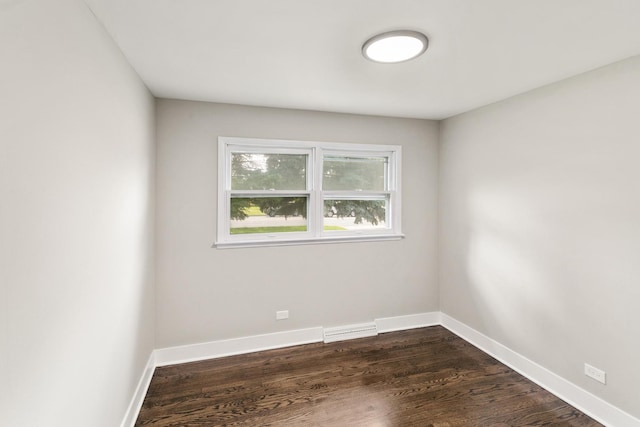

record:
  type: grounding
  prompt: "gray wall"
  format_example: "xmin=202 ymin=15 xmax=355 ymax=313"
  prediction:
xmin=439 ymin=55 xmax=640 ymax=418
xmin=155 ymin=100 xmax=439 ymax=347
xmin=0 ymin=0 xmax=156 ymax=425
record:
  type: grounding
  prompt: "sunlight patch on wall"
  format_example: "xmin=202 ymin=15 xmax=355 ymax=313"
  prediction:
xmin=465 ymin=188 xmax=562 ymax=346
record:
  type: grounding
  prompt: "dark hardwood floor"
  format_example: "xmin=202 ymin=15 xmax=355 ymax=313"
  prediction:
xmin=136 ymin=326 xmax=602 ymax=426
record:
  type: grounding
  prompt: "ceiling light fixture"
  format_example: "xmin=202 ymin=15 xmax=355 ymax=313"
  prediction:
xmin=362 ymin=30 xmax=429 ymax=64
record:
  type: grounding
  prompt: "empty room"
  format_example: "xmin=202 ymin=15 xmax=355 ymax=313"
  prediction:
xmin=2 ymin=0 xmax=639 ymax=426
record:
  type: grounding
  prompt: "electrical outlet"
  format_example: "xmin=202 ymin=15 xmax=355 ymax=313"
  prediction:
xmin=584 ymin=363 xmax=606 ymax=384
xmin=276 ymin=310 xmax=289 ymax=320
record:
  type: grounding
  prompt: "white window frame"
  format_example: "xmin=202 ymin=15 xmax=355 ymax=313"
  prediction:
xmin=215 ymin=136 xmax=403 ymax=248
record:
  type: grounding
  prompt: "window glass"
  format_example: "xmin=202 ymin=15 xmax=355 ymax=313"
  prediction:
xmin=230 ymin=196 xmax=307 ymax=234
xmin=323 ymin=156 xmax=387 ymax=191
xmin=323 ymin=199 xmax=387 ymax=231
xmin=231 ymin=153 xmax=307 ymax=190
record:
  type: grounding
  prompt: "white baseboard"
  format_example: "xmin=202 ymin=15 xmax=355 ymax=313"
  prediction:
xmin=123 ymin=312 xmax=639 ymax=427
xmin=440 ymin=313 xmax=640 ymax=427
xmin=154 ymin=312 xmax=442 ymax=367
xmin=120 ymin=352 xmax=156 ymax=427
xmin=375 ymin=311 xmax=440 ymax=333
xmin=154 ymin=327 xmax=324 ymax=367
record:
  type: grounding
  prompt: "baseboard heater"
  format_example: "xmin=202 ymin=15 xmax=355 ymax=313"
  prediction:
xmin=323 ymin=322 xmax=378 ymax=343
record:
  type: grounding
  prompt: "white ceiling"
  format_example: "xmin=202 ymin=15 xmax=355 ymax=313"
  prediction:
xmin=85 ymin=0 xmax=640 ymax=120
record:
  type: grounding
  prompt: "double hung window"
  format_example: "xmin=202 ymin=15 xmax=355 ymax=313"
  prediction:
xmin=216 ymin=137 xmax=402 ymax=248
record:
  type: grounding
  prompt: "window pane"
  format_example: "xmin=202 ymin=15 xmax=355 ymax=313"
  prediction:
xmin=323 ymin=156 xmax=387 ymax=191
xmin=230 ymin=197 xmax=307 ymax=234
xmin=231 ymin=153 xmax=307 ymax=190
xmin=323 ymin=199 xmax=387 ymax=231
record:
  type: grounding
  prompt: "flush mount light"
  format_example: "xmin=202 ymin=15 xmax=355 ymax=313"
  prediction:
xmin=362 ymin=30 xmax=429 ymax=63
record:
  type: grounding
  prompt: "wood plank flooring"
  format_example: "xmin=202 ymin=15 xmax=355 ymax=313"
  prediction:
xmin=136 ymin=326 xmax=602 ymax=426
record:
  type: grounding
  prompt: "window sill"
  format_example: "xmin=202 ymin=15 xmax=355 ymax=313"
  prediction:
xmin=214 ymin=233 xmax=405 ymax=249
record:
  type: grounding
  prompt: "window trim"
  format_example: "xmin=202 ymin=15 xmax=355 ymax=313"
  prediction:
xmin=215 ymin=137 xmax=403 ymax=248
